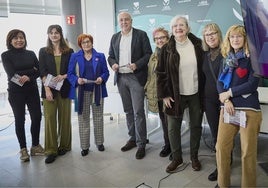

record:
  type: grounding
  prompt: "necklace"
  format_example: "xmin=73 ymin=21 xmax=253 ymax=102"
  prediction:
xmin=209 ymin=47 xmax=220 ymax=61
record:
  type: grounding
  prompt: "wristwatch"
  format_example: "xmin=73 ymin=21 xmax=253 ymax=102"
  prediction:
xmin=224 ymin=99 xmax=230 ymax=103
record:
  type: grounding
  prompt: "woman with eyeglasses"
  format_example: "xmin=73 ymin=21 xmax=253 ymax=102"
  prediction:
xmin=216 ymin=25 xmax=262 ymax=187
xmin=67 ymin=34 xmax=109 ymax=157
xmin=144 ymin=27 xmax=171 ymax=158
xmin=201 ymin=23 xmax=223 ymax=181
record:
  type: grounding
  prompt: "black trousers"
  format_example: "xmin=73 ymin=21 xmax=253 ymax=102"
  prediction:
xmin=204 ymin=97 xmax=221 ymax=146
xmin=158 ymin=100 xmax=169 ymax=146
xmin=8 ymin=88 xmax=42 ymax=149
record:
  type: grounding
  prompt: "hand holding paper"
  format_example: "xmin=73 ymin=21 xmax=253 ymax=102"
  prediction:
xmin=44 ymin=74 xmax=64 ymax=91
xmin=223 ymin=108 xmax=247 ymax=128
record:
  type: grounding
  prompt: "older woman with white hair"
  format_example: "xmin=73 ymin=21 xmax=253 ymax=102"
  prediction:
xmin=156 ymin=16 xmax=205 ymax=173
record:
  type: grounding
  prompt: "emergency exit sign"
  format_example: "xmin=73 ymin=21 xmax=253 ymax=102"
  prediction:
xmin=67 ymin=15 xmax=75 ymax=25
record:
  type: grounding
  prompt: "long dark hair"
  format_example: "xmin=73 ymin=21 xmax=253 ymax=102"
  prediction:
xmin=45 ymin=24 xmax=71 ymax=55
xmin=6 ymin=29 xmax=27 ymax=50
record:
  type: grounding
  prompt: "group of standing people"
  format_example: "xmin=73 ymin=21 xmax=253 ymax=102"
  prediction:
xmin=1 ymin=11 xmax=262 ymax=188
xmin=109 ymin=12 xmax=262 ymax=187
xmin=154 ymin=15 xmax=262 ymax=188
xmin=1 ymin=24 xmax=109 ymax=164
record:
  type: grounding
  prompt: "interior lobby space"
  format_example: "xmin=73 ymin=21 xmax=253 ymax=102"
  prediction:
xmin=1 ymin=0 xmax=268 ymax=187
xmin=0 ymin=95 xmax=268 ymax=187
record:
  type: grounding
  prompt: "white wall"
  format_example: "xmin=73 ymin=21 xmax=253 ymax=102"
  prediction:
xmin=0 ymin=13 xmax=61 ymax=56
xmin=82 ymin=0 xmax=115 ymax=57
xmin=83 ymin=0 xmax=117 ymax=94
xmin=82 ymin=0 xmax=124 ymax=114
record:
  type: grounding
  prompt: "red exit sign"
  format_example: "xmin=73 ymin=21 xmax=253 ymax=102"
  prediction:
xmin=66 ymin=15 xmax=75 ymax=25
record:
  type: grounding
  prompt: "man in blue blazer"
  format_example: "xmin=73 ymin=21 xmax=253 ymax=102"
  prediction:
xmin=108 ymin=11 xmax=152 ymax=159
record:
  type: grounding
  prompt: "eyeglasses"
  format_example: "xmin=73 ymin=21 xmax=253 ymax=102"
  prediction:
xmin=154 ymin=36 xmax=167 ymax=41
xmin=204 ymin=32 xmax=218 ymax=37
xmin=81 ymin=40 xmax=91 ymax=45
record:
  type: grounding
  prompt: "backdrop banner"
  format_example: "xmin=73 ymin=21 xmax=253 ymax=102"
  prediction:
xmin=114 ymin=0 xmax=243 ymax=49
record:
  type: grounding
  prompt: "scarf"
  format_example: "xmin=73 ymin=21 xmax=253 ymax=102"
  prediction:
xmin=218 ymin=50 xmax=246 ymax=89
xmin=77 ymin=58 xmax=102 ymax=115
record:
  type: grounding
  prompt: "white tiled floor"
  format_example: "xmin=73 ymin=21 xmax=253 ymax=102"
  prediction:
xmin=0 ymin=93 xmax=268 ymax=188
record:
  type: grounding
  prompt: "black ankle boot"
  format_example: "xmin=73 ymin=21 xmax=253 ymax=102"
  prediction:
xmin=208 ymin=168 xmax=217 ymax=181
xmin=159 ymin=145 xmax=171 ymax=157
xmin=81 ymin=149 xmax=89 ymax=156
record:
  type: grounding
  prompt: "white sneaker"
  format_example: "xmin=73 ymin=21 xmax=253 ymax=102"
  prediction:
xmin=30 ymin=144 xmax=45 ymax=156
xmin=20 ymin=148 xmax=30 ymax=162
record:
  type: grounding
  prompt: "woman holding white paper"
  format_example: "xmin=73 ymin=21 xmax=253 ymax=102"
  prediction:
xmin=216 ymin=25 xmax=262 ymax=188
xmin=1 ymin=29 xmax=44 ymax=162
xmin=39 ymin=24 xmax=74 ymax=164
xmin=67 ymin=34 xmax=109 ymax=156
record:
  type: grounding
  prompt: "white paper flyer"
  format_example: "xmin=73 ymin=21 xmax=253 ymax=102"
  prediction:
xmin=223 ymin=109 xmax=247 ymax=128
xmin=82 ymin=78 xmax=96 ymax=84
xmin=44 ymin=74 xmax=63 ymax=91
xmin=11 ymin=74 xmax=23 ymax=87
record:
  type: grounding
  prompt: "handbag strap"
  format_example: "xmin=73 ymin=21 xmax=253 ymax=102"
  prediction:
xmin=207 ymin=53 xmax=217 ymax=83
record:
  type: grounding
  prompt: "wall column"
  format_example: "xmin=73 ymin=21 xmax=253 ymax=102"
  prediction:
xmin=61 ymin=0 xmax=83 ymax=51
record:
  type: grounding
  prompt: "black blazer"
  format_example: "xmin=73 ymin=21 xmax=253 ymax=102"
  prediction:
xmin=39 ymin=47 xmax=74 ymax=99
xmin=108 ymin=28 xmax=152 ymax=86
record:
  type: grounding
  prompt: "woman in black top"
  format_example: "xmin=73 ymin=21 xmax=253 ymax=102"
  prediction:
xmin=1 ymin=29 xmax=44 ymax=162
xmin=202 ymin=23 xmax=223 ymax=181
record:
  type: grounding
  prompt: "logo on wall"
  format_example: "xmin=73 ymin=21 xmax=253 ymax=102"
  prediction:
xmin=162 ymin=0 xmax=171 ymax=11
xmin=198 ymin=0 xmax=209 ymax=7
xmin=148 ymin=18 xmax=156 ymax=32
xmin=133 ymin=2 xmax=141 ymax=15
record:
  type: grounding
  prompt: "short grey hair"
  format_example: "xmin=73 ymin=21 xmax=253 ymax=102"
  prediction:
xmin=169 ymin=15 xmax=189 ymax=31
xmin=117 ymin=11 xmax=132 ymax=22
